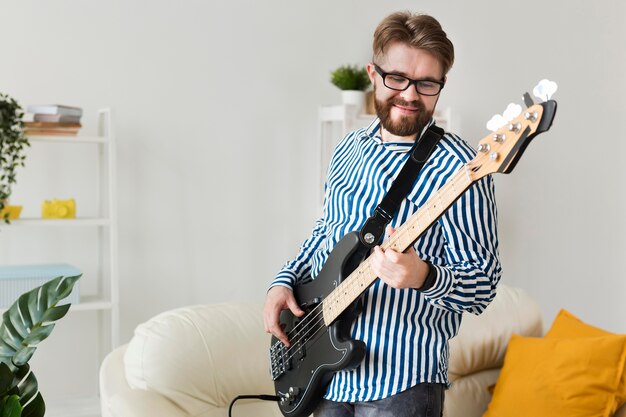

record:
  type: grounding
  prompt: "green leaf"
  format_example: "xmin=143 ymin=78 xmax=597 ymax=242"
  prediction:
xmin=21 ymin=325 xmax=54 ymax=348
xmin=2 ymin=394 xmax=23 ymax=417
xmin=7 ymin=307 xmax=29 ymax=341
xmin=39 ymin=305 xmax=70 ymax=323
xmin=16 ymin=298 xmax=33 ymax=333
xmin=0 ymin=275 xmax=81 ymax=365
xmin=11 ymin=348 xmax=35 ymax=368
xmin=20 ymin=392 xmax=43 ymax=417
xmin=0 ymin=363 xmax=13 ymax=394
xmin=15 ymin=367 xmax=37 ymax=406
xmin=43 ymin=275 xmax=80 ymax=305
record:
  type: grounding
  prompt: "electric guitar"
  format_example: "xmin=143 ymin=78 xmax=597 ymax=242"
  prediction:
xmin=270 ymin=89 xmax=558 ymax=417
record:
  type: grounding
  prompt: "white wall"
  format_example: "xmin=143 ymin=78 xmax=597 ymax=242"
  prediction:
xmin=1 ymin=0 xmax=624 ymax=402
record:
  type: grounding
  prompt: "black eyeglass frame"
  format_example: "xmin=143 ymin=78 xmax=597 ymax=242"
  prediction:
xmin=373 ymin=64 xmax=445 ymax=96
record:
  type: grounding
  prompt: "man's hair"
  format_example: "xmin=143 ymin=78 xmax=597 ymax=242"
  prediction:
xmin=373 ymin=12 xmax=455 ymax=76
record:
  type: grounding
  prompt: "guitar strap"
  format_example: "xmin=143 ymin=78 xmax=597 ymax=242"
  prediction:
xmin=359 ymin=124 xmax=444 ymax=248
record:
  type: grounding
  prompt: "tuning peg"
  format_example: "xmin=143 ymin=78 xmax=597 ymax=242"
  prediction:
xmin=486 ymin=114 xmax=507 ymax=132
xmin=508 ymin=122 xmax=522 ymax=133
xmin=523 ymin=93 xmax=534 ymax=107
xmin=503 ymin=103 xmax=522 ymax=122
xmin=533 ymin=79 xmax=558 ymax=102
xmin=524 ymin=111 xmax=538 ymax=122
xmin=478 ymin=143 xmax=490 ymax=153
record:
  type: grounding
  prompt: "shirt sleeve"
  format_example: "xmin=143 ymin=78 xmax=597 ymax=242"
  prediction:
xmin=421 ymin=174 xmax=502 ymax=315
xmin=269 ymin=217 xmax=327 ymax=290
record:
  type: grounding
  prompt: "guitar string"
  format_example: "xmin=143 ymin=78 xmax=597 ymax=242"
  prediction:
xmin=273 ymin=270 xmax=365 ymax=366
xmin=271 ymin=167 xmax=474 ymax=368
xmin=272 ymin=191 xmax=450 ymax=367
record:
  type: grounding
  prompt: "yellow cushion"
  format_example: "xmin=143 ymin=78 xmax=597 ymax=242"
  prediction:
xmin=546 ymin=309 xmax=626 ymax=409
xmin=546 ymin=309 xmax=614 ymax=338
xmin=483 ymin=334 xmax=626 ymax=417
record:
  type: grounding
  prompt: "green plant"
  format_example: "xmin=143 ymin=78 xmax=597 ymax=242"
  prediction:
xmin=0 ymin=274 xmax=81 ymax=417
xmin=0 ymin=93 xmax=29 ymax=223
xmin=330 ymin=65 xmax=370 ymax=91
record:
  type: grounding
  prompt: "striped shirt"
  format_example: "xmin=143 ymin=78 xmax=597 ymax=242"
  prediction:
xmin=270 ymin=117 xmax=502 ymax=402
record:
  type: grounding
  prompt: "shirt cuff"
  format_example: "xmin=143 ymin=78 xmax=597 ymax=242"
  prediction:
xmin=419 ymin=263 xmax=454 ymax=299
xmin=269 ymin=271 xmax=297 ymax=291
xmin=415 ymin=261 xmax=437 ymax=291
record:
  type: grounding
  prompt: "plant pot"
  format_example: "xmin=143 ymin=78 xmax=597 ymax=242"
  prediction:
xmin=341 ymin=90 xmax=366 ymax=115
xmin=0 ymin=205 xmax=22 ymax=220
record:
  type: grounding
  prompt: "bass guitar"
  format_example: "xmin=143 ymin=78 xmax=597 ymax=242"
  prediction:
xmin=270 ymin=86 xmax=557 ymax=417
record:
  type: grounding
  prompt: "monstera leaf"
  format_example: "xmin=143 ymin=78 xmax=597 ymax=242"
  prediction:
xmin=0 ymin=362 xmax=21 ymax=417
xmin=0 ymin=274 xmax=81 ymax=417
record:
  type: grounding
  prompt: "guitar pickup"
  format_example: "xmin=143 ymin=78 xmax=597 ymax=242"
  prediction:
xmin=300 ymin=297 xmax=321 ymax=309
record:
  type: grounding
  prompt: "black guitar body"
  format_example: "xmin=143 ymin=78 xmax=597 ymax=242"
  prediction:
xmin=270 ymin=231 xmax=369 ymax=417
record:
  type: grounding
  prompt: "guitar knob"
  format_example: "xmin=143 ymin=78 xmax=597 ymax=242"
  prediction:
xmin=524 ymin=111 xmax=538 ymax=122
xmin=477 ymin=143 xmax=490 ymax=153
xmin=508 ymin=122 xmax=522 ymax=133
xmin=492 ymin=133 xmax=505 ymax=143
xmin=289 ymin=386 xmax=300 ymax=396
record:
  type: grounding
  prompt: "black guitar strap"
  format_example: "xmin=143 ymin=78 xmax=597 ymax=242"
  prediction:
xmin=359 ymin=124 xmax=444 ymax=248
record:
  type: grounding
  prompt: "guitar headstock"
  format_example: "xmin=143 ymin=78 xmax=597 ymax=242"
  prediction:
xmin=468 ymin=90 xmax=557 ymax=180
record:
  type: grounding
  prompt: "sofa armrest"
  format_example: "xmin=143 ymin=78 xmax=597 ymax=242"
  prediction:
xmin=105 ymin=389 xmax=190 ymax=417
xmin=448 ymin=285 xmax=543 ymax=377
xmin=100 ymin=344 xmax=131 ymax=408
xmin=444 ymin=368 xmax=499 ymax=417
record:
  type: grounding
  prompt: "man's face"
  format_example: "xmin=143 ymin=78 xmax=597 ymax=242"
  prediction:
xmin=367 ymin=42 xmax=445 ymax=138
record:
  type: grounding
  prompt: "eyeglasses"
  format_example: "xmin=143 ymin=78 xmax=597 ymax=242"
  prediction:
xmin=373 ymin=64 xmax=445 ymax=96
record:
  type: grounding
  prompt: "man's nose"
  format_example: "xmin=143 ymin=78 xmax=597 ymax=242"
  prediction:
xmin=399 ymin=83 xmax=420 ymax=102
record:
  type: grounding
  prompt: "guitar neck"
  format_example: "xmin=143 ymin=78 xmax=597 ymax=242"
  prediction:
xmin=322 ymin=164 xmax=475 ymax=326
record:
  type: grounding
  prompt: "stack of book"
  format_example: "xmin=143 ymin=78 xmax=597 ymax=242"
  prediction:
xmin=24 ymin=104 xmax=83 ymax=136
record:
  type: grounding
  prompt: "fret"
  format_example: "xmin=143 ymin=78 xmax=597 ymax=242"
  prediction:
xmin=323 ymin=163 xmax=478 ymax=326
xmin=463 ymin=164 xmax=472 ymax=183
xmin=398 ymin=227 xmax=411 ymax=250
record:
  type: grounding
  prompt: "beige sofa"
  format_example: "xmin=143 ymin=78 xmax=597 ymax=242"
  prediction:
xmin=100 ymin=284 xmax=609 ymax=417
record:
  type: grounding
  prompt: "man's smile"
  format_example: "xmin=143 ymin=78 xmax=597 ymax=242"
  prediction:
xmin=392 ymin=104 xmax=419 ymax=115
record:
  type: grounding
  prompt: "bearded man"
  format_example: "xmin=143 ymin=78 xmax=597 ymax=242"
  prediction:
xmin=264 ymin=11 xmax=502 ymax=417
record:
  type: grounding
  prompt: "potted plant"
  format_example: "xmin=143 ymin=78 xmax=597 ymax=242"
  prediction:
xmin=0 ymin=274 xmax=81 ymax=417
xmin=0 ymin=93 xmax=29 ymax=223
xmin=330 ymin=65 xmax=370 ymax=114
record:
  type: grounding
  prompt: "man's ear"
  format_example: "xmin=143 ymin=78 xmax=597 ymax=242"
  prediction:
xmin=366 ymin=63 xmax=377 ymax=85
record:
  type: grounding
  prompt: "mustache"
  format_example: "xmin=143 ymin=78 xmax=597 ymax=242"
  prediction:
xmin=391 ymin=98 xmax=425 ymax=110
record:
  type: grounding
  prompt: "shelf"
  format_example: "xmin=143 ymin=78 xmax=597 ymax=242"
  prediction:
xmin=27 ymin=135 xmax=109 ymax=144
xmin=0 ymin=218 xmax=111 ymax=227
xmin=68 ymin=296 xmax=115 ymax=312
xmin=0 ymin=296 xmax=114 ymax=314
xmin=3 ymin=108 xmax=118 ymax=410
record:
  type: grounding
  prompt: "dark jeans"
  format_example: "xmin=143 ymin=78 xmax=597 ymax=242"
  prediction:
xmin=314 ymin=383 xmax=445 ymax=417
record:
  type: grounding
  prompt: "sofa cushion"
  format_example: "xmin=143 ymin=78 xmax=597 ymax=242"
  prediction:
xmin=483 ymin=334 xmax=626 ymax=417
xmin=448 ymin=284 xmax=543 ymax=379
xmin=545 ymin=309 xmax=626 ymax=414
xmin=124 ymin=303 xmax=275 ymax=415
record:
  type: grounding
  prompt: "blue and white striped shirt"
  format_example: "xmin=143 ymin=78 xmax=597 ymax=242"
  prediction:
xmin=271 ymin=118 xmax=502 ymax=402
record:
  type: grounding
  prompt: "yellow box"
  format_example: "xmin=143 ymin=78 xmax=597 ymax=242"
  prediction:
xmin=42 ymin=199 xmax=76 ymax=219
xmin=0 ymin=205 xmax=23 ymax=220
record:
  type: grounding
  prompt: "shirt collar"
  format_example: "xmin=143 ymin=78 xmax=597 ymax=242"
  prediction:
xmin=365 ymin=117 xmax=436 ymax=153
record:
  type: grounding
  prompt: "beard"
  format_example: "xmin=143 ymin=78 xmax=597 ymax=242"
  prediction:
xmin=374 ymin=91 xmax=434 ymax=138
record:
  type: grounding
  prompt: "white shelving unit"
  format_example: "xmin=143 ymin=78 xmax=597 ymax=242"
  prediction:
xmin=318 ymin=104 xmax=451 ymax=199
xmin=0 ymin=108 xmax=118 ymax=417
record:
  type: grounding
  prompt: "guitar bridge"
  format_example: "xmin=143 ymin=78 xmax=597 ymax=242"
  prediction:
xmin=269 ymin=341 xmax=290 ymax=380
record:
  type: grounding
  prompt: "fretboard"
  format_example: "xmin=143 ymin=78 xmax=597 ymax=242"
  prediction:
xmin=322 ymin=164 xmax=475 ymax=326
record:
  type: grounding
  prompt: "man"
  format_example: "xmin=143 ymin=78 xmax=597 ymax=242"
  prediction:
xmin=264 ymin=11 xmax=501 ymax=417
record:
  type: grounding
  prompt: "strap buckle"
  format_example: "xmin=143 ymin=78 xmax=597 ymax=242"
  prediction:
xmin=359 ymin=207 xmax=392 ymax=248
